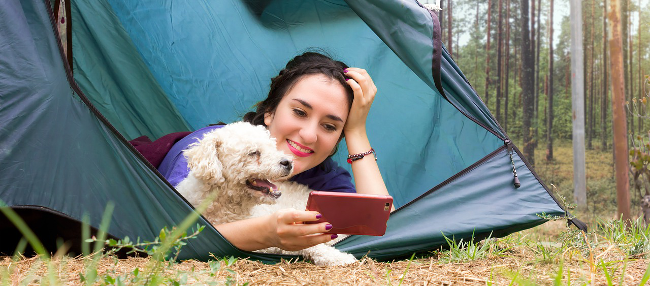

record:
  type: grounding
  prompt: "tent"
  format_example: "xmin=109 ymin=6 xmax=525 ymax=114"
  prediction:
xmin=0 ymin=0 xmax=583 ymax=262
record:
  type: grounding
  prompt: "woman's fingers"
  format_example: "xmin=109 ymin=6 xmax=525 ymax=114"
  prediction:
xmin=278 ymin=233 xmax=337 ymax=251
xmin=272 ymin=209 xmax=336 ymax=251
xmin=276 ymin=209 xmax=321 ymax=224
xmin=345 ymin=75 xmax=364 ymax=102
xmin=343 ymin=67 xmax=377 ymax=133
xmin=345 ymin=68 xmax=377 ymax=101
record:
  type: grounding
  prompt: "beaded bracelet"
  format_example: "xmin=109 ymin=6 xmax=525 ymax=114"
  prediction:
xmin=347 ymin=148 xmax=377 ymax=164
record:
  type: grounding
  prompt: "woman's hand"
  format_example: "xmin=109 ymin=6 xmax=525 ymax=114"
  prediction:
xmin=343 ymin=68 xmax=377 ymax=136
xmin=264 ymin=209 xmax=336 ymax=251
xmin=216 ymin=209 xmax=336 ymax=252
xmin=341 ymin=68 xmax=392 ymax=201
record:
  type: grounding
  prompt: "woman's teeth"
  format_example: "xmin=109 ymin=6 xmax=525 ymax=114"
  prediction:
xmin=288 ymin=140 xmax=313 ymax=153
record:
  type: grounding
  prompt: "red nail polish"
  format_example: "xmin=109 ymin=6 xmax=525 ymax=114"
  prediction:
xmin=344 ymin=69 xmax=348 ymax=73
xmin=326 ymin=224 xmax=333 ymax=230
xmin=316 ymin=214 xmax=322 ymax=219
xmin=331 ymin=234 xmax=338 ymax=239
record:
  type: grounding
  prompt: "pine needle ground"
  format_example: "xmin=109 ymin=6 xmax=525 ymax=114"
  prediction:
xmin=2 ymin=144 xmax=649 ymax=285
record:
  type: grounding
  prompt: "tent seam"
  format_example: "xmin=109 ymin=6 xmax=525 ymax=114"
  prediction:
xmin=418 ymin=2 xmax=506 ymax=141
xmin=42 ymin=0 xmax=210 ymax=231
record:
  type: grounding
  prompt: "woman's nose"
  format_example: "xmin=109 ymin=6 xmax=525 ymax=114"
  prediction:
xmin=299 ymin=122 xmax=318 ymax=144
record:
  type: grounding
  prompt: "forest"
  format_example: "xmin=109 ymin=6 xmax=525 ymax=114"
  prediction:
xmin=439 ymin=0 xmax=649 ymax=156
xmin=436 ymin=0 xmax=650 ymax=216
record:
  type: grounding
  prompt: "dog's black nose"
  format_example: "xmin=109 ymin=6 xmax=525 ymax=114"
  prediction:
xmin=280 ymin=159 xmax=292 ymax=172
xmin=280 ymin=159 xmax=292 ymax=167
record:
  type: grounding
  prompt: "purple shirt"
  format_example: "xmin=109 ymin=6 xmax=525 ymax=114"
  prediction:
xmin=157 ymin=125 xmax=356 ymax=193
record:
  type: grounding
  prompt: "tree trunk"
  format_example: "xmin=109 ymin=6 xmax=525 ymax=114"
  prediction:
xmin=636 ymin=0 xmax=646 ymax=134
xmin=643 ymin=195 xmax=650 ymax=226
xmin=505 ymin=0 xmax=511 ymax=133
xmin=447 ymin=0 xmax=453 ymax=57
xmin=570 ymin=0 xmax=588 ymax=206
xmin=534 ymin=0 xmax=542 ymax=148
xmin=628 ymin=4 xmax=634 ymax=134
xmin=531 ymin=0 xmax=536 ymax=54
xmin=588 ymin=0 xmax=596 ymax=150
xmin=514 ymin=41 xmax=518 ymax=123
xmin=485 ymin=0 xmax=492 ymax=106
xmin=474 ymin=0 xmax=480 ymax=81
xmin=531 ymin=0 xmax=536 ymax=111
xmin=547 ymin=0 xmax=554 ymax=161
xmin=496 ymin=0 xmax=504 ymax=123
xmin=439 ymin=1 xmax=444 ymax=39
xmin=522 ymin=0 xmax=535 ymax=166
xmin=622 ymin=0 xmax=631 ymax=138
xmin=566 ymin=58 xmax=571 ymax=98
xmin=602 ymin=0 xmax=609 ymax=150
xmin=607 ymin=0 xmax=631 ymax=222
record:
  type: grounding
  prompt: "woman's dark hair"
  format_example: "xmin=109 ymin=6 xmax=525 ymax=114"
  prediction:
xmin=242 ymin=52 xmax=354 ymax=159
xmin=243 ymin=52 xmax=354 ymax=126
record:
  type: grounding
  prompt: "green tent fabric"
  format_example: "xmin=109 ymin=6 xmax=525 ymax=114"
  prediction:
xmin=0 ymin=0 xmax=580 ymax=262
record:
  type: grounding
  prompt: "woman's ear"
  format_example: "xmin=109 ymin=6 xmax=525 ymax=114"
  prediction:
xmin=185 ymin=132 xmax=224 ymax=185
xmin=264 ymin=112 xmax=273 ymax=126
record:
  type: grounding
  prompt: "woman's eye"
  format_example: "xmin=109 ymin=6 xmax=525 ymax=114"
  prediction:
xmin=323 ymin=124 xmax=337 ymax=132
xmin=293 ymin=109 xmax=307 ymax=117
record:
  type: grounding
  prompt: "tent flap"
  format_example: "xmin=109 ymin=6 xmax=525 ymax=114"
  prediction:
xmin=0 ymin=0 xmax=570 ymax=262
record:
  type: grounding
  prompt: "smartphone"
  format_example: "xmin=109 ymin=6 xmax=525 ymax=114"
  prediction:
xmin=305 ymin=191 xmax=393 ymax=236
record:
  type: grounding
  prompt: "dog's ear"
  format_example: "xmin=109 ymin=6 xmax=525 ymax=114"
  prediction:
xmin=184 ymin=132 xmax=224 ymax=185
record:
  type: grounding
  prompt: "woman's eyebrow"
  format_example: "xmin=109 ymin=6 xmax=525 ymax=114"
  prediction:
xmin=293 ymin=98 xmax=344 ymax=122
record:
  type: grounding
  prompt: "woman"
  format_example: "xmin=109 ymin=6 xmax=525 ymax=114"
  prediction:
xmin=160 ymin=52 xmax=390 ymax=252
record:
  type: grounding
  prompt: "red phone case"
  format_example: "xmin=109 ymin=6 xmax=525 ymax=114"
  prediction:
xmin=305 ymin=191 xmax=393 ymax=236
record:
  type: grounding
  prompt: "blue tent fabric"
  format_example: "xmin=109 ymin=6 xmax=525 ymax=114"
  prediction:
xmin=92 ymin=0 xmax=509 ymax=208
xmin=0 ymin=0 xmax=577 ymax=262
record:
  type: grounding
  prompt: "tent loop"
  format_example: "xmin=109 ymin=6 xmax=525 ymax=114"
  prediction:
xmin=505 ymin=140 xmax=521 ymax=188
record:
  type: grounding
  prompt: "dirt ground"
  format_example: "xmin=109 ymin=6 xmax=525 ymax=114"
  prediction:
xmin=2 ymin=221 xmax=648 ymax=285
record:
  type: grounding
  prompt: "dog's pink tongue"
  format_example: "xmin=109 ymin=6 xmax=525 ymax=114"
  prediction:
xmin=253 ymin=179 xmax=277 ymax=191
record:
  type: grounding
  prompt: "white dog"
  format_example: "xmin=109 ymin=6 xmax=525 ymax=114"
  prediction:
xmin=176 ymin=122 xmax=292 ymax=225
xmin=176 ymin=121 xmax=357 ymax=266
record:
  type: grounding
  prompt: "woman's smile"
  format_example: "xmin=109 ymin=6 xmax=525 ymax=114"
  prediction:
xmin=287 ymin=139 xmax=314 ymax=157
xmin=264 ymin=74 xmax=349 ymax=176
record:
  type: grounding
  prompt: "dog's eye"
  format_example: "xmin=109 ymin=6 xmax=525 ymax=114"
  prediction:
xmin=248 ymin=150 xmax=261 ymax=157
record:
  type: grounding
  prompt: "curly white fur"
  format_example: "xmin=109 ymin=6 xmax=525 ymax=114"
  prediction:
xmin=176 ymin=121 xmax=357 ymax=266
xmin=176 ymin=122 xmax=293 ymax=225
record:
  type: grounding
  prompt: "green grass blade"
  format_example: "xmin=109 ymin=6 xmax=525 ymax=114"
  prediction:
xmin=82 ymin=213 xmax=91 ymax=256
xmin=618 ymin=258 xmax=628 ymax=286
xmin=0 ymin=200 xmax=48 ymax=258
xmin=553 ymin=259 xmax=563 ymax=286
xmin=398 ymin=253 xmax=415 ymax=286
xmin=12 ymin=238 xmax=28 ymax=260
xmin=84 ymin=202 xmax=115 ymax=286
xmin=93 ymin=202 xmax=115 ymax=254
xmin=640 ymin=257 xmax=650 ymax=285
xmin=599 ymin=260 xmax=613 ymax=286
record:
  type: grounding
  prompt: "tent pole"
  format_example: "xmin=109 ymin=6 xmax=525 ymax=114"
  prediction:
xmin=65 ymin=0 xmax=72 ymax=74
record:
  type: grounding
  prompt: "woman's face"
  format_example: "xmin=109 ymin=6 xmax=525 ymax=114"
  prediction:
xmin=264 ymin=74 xmax=349 ymax=177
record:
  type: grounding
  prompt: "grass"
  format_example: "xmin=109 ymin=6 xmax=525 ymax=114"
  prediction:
xmin=1 ymin=142 xmax=650 ymax=285
xmin=532 ymin=140 xmax=641 ymax=224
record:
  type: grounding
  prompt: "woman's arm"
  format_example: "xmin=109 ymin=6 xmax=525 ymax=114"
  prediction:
xmin=343 ymin=68 xmax=392 ymax=201
xmin=215 ymin=210 xmax=337 ymax=251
